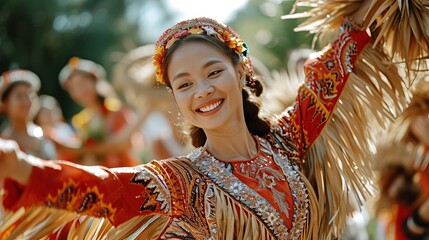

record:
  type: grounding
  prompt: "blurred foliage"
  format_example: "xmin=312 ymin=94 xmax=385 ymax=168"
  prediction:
xmin=228 ymin=0 xmax=314 ymax=70
xmin=0 ymin=0 xmax=143 ymax=119
xmin=0 ymin=0 xmax=313 ymax=120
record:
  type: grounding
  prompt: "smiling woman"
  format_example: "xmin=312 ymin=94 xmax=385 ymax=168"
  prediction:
xmin=1 ymin=0 xmax=428 ymax=239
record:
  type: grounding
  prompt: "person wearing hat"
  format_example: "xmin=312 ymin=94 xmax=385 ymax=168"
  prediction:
xmin=0 ymin=69 xmax=56 ymax=160
xmin=56 ymin=57 xmax=140 ymax=167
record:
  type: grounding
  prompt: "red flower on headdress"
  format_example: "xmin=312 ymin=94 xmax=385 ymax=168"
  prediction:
xmin=153 ymin=18 xmax=252 ymax=85
xmin=174 ymin=30 xmax=190 ymax=39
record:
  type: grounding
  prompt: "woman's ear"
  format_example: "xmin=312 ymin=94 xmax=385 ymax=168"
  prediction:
xmin=236 ymin=65 xmax=246 ymax=88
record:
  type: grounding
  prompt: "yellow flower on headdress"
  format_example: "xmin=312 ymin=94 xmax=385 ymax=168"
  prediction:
xmin=153 ymin=17 xmax=254 ymax=85
xmin=220 ymin=30 xmax=231 ymax=43
xmin=153 ymin=46 xmax=165 ymax=84
xmin=236 ymin=42 xmax=245 ymax=53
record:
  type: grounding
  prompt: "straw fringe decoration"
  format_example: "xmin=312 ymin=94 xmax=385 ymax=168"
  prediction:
xmin=285 ymin=0 xmax=429 ymax=74
xmin=0 ymin=206 xmax=168 ymax=239
xmin=364 ymin=0 xmax=429 ymax=72
xmin=299 ymin=43 xmax=409 ymax=238
xmin=278 ymin=0 xmax=425 ymax=238
xmin=212 ymin=185 xmax=275 ymax=240
xmin=374 ymin=75 xmax=429 ymax=214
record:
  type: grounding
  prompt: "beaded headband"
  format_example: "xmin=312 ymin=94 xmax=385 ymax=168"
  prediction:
xmin=153 ymin=17 xmax=255 ymax=85
xmin=0 ymin=69 xmax=41 ymax=99
xmin=59 ymin=57 xmax=106 ymax=87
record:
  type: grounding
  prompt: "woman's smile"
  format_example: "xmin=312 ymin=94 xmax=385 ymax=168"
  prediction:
xmin=195 ymin=98 xmax=224 ymax=115
xmin=168 ymin=41 xmax=244 ymax=130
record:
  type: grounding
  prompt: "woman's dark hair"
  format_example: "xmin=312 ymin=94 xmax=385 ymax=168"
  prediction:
xmin=162 ymin=34 xmax=271 ymax=147
xmin=1 ymin=81 xmax=31 ymax=103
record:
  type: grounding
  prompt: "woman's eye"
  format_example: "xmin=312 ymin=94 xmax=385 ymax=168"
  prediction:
xmin=208 ymin=69 xmax=223 ymax=78
xmin=178 ymin=82 xmax=192 ymax=89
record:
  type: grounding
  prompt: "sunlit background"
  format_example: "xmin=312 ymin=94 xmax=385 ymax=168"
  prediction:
xmin=0 ymin=0 xmax=312 ymax=118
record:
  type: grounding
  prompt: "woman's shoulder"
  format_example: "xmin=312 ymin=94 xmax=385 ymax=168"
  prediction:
xmin=147 ymin=154 xmax=203 ymax=176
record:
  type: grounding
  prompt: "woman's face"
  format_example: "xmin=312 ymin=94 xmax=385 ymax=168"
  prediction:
xmin=4 ymin=84 xmax=34 ymax=121
xmin=65 ymin=71 xmax=98 ymax=107
xmin=167 ymin=41 xmax=244 ymax=131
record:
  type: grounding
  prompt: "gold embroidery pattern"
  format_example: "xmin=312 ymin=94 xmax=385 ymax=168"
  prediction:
xmin=131 ymin=166 xmax=171 ymax=214
xmin=188 ymin=135 xmax=309 ymax=239
xmin=45 ymin=179 xmax=117 ymax=221
xmin=161 ymin=159 xmax=212 ymax=239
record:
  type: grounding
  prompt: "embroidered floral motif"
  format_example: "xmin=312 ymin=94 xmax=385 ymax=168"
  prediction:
xmin=187 ymin=135 xmax=309 ymax=240
xmin=261 ymin=136 xmax=310 ymax=239
xmin=45 ymin=178 xmax=117 ymax=221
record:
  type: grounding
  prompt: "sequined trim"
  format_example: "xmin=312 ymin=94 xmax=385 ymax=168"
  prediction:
xmin=187 ymin=136 xmax=309 ymax=239
xmin=260 ymin=136 xmax=309 ymax=239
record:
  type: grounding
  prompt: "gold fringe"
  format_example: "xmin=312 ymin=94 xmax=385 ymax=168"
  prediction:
xmin=297 ymin=171 xmax=320 ymax=240
xmin=213 ymin=185 xmax=275 ymax=240
xmin=0 ymin=206 xmax=168 ymax=239
xmin=0 ymin=207 xmax=79 ymax=239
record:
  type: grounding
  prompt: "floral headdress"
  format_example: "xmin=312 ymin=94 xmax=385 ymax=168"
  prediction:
xmin=153 ymin=17 xmax=255 ymax=86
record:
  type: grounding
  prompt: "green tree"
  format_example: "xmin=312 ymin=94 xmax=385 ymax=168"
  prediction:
xmin=0 ymin=0 xmax=142 ymax=119
xmin=228 ymin=0 xmax=314 ymax=70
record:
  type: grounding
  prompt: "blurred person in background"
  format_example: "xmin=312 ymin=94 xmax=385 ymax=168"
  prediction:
xmin=1 ymin=0 xmax=428 ymax=238
xmin=33 ymin=94 xmax=78 ymax=161
xmin=376 ymin=76 xmax=429 ymax=240
xmin=0 ymin=69 xmax=56 ymax=160
xmin=55 ymin=57 xmax=139 ymax=167
xmin=113 ymin=45 xmax=190 ymax=162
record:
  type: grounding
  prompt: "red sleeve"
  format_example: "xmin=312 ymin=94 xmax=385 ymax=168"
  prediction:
xmin=2 ymin=160 xmax=172 ymax=227
xmin=277 ymin=25 xmax=371 ymax=158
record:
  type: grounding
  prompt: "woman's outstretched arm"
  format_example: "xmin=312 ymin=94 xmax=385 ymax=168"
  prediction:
xmin=0 ymin=138 xmax=172 ymax=227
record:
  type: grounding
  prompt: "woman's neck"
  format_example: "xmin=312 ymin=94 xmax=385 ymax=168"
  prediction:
xmin=204 ymin=126 xmax=258 ymax=161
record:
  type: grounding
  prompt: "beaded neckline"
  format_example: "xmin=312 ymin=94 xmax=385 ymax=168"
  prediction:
xmin=187 ymin=135 xmax=309 ymax=239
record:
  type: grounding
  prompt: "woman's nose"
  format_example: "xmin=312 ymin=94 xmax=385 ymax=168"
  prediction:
xmin=195 ymin=83 xmax=214 ymax=99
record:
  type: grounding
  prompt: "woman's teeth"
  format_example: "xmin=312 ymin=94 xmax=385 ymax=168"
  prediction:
xmin=199 ymin=100 xmax=222 ymax=112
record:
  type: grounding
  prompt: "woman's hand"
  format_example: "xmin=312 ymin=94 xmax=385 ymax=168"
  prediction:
xmin=0 ymin=138 xmax=32 ymax=186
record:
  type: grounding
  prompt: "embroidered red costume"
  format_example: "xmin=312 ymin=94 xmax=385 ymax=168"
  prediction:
xmin=1 ymin=0 xmax=424 ymax=236
xmin=0 ymin=21 xmax=383 ymax=240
